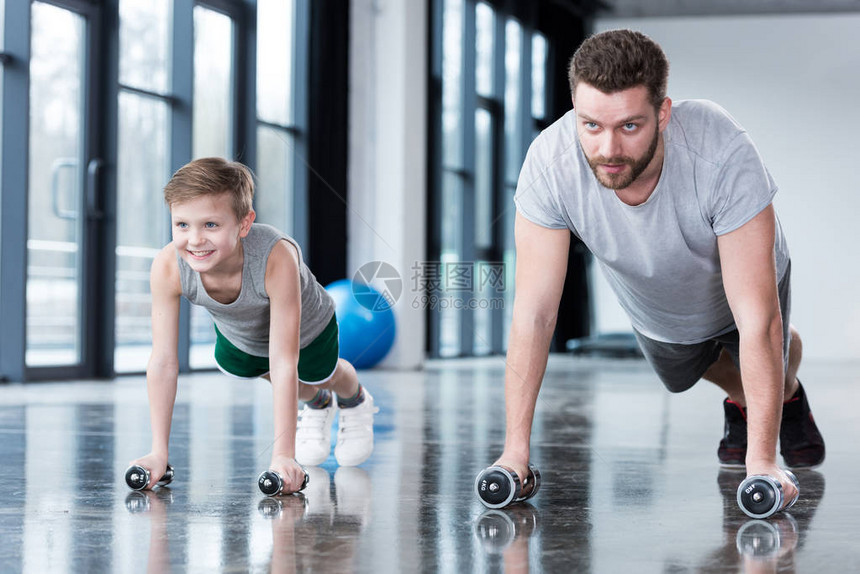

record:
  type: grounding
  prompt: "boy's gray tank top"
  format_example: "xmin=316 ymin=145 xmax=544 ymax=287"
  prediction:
xmin=177 ymin=223 xmax=335 ymax=356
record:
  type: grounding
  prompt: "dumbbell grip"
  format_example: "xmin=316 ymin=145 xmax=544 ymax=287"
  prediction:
xmin=125 ymin=464 xmax=174 ymax=491
xmin=518 ymin=466 xmax=541 ymax=500
xmin=258 ymin=470 xmax=310 ymax=496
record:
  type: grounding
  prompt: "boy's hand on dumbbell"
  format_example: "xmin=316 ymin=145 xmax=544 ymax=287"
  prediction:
xmin=269 ymin=455 xmax=307 ymax=495
xmin=746 ymin=461 xmax=798 ymax=508
xmin=128 ymin=452 xmax=168 ymax=490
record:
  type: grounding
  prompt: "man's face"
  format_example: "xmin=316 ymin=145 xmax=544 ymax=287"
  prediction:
xmin=573 ymin=83 xmax=668 ymax=191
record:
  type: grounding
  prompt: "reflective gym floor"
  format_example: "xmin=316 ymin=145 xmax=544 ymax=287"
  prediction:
xmin=1 ymin=356 xmax=857 ymax=573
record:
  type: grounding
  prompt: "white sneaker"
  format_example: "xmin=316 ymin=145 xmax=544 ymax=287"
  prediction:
xmin=334 ymin=390 xmax=379 ymax=466
xmin=295 ymin=400 xmax=337 ymax=466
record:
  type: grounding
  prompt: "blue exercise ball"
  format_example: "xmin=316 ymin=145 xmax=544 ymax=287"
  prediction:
xmin=325 ymin=279 xmax=396 ymax=369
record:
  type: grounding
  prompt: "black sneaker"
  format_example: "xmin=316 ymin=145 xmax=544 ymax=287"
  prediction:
xmin=780 ymin=381 xmax=825 ymax=468
xmin=718 ymin=399 xmax=747 ymax=468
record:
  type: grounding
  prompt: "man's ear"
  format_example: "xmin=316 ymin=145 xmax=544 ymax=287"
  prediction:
xmin=658 ymin=97 xmax=672 ymax=131
xmin=240 ymin=209 xmax=256 ymax=237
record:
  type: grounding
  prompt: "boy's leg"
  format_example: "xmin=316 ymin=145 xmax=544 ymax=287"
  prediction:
xmin=293 ymin=317 xmax=342 ymax=465
xmin=294 ymin=381 xmax=338 ymax=466
xmin=324 ymin=358 xmax=361 ymax=399
xmin=294 ymin=314 xmax=378 ymax=466
xmin=327 ymin=359 xmax=377 ymax=466
xmin=296 ymin=361 xmax=377 ymax=468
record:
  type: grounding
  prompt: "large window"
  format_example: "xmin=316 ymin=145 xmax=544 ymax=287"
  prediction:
xmin=189 ymin=4 xmax=237 ymax=370
xmin=114 ymin=0 xmax=173 ymax=373
xmin=254 ymin=0 xmax=304 ymax=238
xmin=432 ymin=0 xmax=550 ymax=357
xmin=0 ymin=1 xmax=311 ymax=380
xmin=25 ymin=3 xmax=84 ymax=366
xmin=0 ymin=0 xmax=4 ymax=202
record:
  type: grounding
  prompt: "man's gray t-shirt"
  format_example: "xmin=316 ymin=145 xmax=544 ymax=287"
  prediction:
xmin=514 ymin=99 xmax=790 ymax=344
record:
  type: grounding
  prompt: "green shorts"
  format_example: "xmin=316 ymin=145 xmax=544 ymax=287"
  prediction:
xmin=213 ymin=314 xmax=339 ymax=384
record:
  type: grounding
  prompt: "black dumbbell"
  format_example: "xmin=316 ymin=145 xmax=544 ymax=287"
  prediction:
xmin=737 ymin=470 xmax=799 ymax=519
xmin=257 ymin=469 xmax=310 ymax=497
xmin=125 ymin=464 xmax=175 ymax=491
xmin=475 ymin=464 xmax=541 ymax=509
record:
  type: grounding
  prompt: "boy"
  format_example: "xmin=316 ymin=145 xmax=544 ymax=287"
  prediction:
xmin=130 ymin=157 xmax=377 ymax=494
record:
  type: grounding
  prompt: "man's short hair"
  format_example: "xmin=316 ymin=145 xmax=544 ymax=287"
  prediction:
xmin=568 ymin=29 xmax=669 ymax=109
xmin=164 ymin=157 xmax=254 ymax=220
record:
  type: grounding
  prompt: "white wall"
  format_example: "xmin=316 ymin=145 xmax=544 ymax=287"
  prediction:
xmin=349 ymin=0 xmax=428 ymax=369
xmin=592 ymin=14 xmax=860 ymax=360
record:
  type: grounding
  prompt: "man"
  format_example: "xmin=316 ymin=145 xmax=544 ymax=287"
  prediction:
xmin=495 ymin=29 xmax=824 ymax=505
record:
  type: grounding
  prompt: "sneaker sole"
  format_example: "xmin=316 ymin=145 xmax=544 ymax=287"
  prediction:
xmin=784 ymin=459 xmax=825 ymax=471
xmin=334 ymin=447 xmax=373 ymax=467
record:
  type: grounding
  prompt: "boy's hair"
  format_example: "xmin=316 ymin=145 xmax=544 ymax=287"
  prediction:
xmin=568 ymin=29 xmax=669 ymax=109
xmin=163 ymin=157 xmax=255 ymax=220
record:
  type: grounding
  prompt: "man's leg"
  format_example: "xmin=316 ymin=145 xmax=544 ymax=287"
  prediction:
xmin=784 ymin=325 xmax=801 ymax=399
xmin=778 ymin=326 xmax=825 ymax=468
xmin=703 ymin=325 xmax=823 ymax=468
xmin=702 ymin=325 xmax=801 ymax=406
xmin=702 ymin=348 xmax=750 ymax=468
xmin=701 ymin=349 xmax=745 ymax=404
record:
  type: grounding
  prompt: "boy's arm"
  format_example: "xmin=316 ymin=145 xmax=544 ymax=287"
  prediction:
xmin=265 ymin=239 xmax=305 ymax=493
xmin=494 ymin=213 xmax=570 ymax=481
xmin=718 ymin=204 xmax=797 ymax=501
xmin=131 ymin=244 xmax=182 ymax=488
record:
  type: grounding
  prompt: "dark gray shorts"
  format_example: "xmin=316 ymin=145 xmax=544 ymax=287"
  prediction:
xmin=633 ymin=262 xmax=792 ymax=393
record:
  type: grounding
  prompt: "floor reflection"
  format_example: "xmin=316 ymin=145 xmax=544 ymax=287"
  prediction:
xmin=474 ymin=505 xmax=540 ymax=574
xmin=0 ymin=358 xmax=856 ymax=572
xmin=696 ymin=469 xmax=826 ymax=573
xmin=123 ymin=489 xmax=173 ymax=574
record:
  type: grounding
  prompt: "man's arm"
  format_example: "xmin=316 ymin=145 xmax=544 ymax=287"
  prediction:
xmin=131 ymin=245 xmax=181 ymax=488
xmin=494 ymin=213 xmax=571 ymax=480
xmin=718 ymin=204 xmax=796 ymax=497
xmin=265 ymin=240 xmax=306 ymax=493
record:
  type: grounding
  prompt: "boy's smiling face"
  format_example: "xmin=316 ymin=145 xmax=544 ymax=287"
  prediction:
xmin=170 ymin=193 xmax=255 ymax=274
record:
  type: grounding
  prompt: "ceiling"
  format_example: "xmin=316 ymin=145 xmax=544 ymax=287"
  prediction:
xmin=594 ymin=0 xmax=860 ymax=18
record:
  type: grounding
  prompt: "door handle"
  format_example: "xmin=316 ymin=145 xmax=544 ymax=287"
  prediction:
xmin=51 ymin=158 xmax=79 ymax=220
xmin=86 ymin=158 xmax=104 ymax=220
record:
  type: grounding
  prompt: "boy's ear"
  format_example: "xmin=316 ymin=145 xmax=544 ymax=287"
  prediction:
xmin=239 ymin=210 xmax=256 ymax=237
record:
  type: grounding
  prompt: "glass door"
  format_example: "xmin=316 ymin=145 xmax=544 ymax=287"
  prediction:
xmin=26 ymin=1 xmax=100 ymax=373
xmin=190 ymin=3 xmax=237 ymax=369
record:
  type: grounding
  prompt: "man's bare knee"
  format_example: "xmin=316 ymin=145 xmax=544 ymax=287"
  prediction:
xmin=702 ymin=349 xmax=739 ymax=383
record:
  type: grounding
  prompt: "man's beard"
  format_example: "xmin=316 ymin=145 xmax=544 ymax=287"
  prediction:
xmin=585 ymin=127 xmax=659 ymax=190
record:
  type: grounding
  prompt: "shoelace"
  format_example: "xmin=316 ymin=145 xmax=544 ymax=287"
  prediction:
xmin=297 ymin=406 xmax=332 ymax=440
xmin=338 ymin=405 xmax=378 ymax=437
